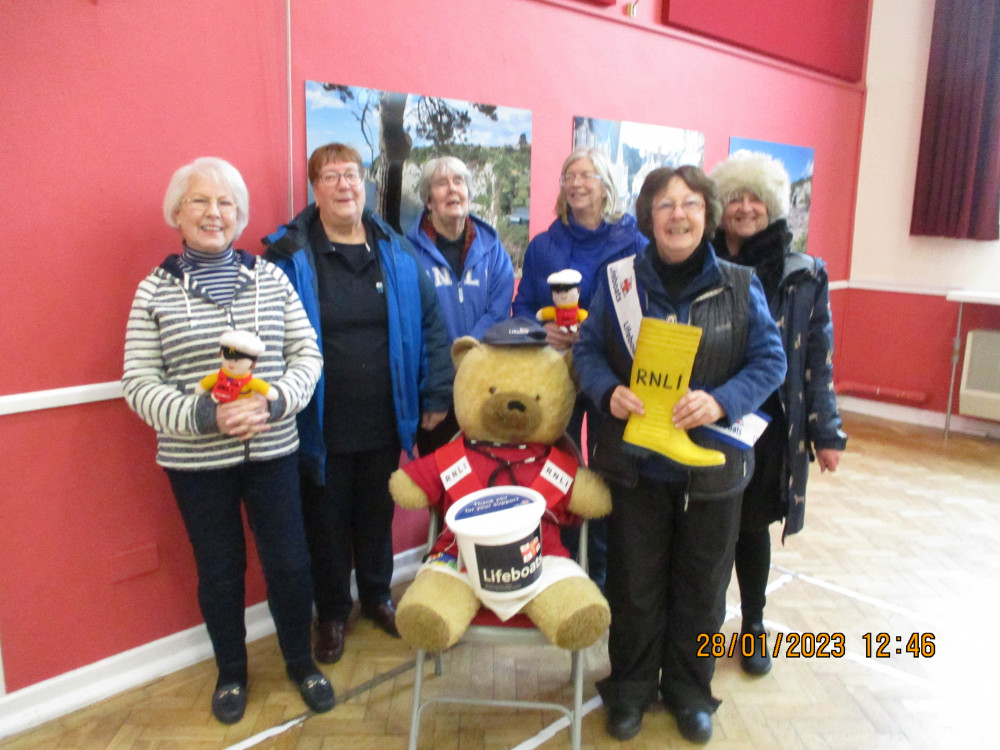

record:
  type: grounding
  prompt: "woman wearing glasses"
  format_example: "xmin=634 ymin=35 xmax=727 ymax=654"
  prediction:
xmin=263 ymin=143 xmax=452 ymax=666
xmin=711 ymin=151 xmax=846 ymax=676
xmin=573 ymin=166 xmax=785 ymax=743
xmin=123 ymin=157 xmax=333 ymax=724
xmin=405 ymin=155 xmax=515 ymax=454
xmin=511 ymin=147 xmax=647 ymax=591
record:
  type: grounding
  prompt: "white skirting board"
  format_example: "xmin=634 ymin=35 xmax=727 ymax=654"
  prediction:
xmin=0 ymin=548 xmax=425 ymax=740
xmin=838 ymin=395 xmax=1000 ymax=439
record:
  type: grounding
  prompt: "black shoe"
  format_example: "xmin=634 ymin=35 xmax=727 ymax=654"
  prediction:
xmin=605 ymin=703 xmax=644 ymax=741
xmin=315 ymin=620 xmax=346 ymax=664
xmin=297 ymin=673 xmax=335 ymax=713
xmin=361 ymin=600 xmax=400 ymax=638
xmin=740 ymin=621 xmax=773 ymax=676
xmin=674 ymin=708 xmax=713 ymax=744
xmin=211 ymin=682 xmax=247 ymax=724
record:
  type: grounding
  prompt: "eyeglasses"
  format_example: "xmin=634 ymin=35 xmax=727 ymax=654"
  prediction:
xmin=560 ymin=171 xmax=603 ymax=186
xmin=653 ymin=198 xmax=705 ymax=215
xmin=319 ymin=168 xmax=364 ymax=186
xmin=181 ymin=196 xmax=237 ymax=215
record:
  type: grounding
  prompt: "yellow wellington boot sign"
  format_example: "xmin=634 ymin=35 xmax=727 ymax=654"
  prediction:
xmin=622 ymin=318 xmax=726 ymax=467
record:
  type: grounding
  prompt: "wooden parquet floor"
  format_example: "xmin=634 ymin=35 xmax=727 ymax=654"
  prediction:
xmin=2 ymin=412 xmax=998 ymax=749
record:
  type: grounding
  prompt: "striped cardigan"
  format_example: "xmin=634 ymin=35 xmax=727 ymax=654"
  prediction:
xmin=122 ymin=250 xmax=322 ymax=470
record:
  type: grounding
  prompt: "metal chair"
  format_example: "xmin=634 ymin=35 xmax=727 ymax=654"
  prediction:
xmin=407 ymin=510 xmax=590 ymax=750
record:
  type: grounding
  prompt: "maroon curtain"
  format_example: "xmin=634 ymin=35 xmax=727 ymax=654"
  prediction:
xmin=910 ymin=0 xmax=1000 ymax=240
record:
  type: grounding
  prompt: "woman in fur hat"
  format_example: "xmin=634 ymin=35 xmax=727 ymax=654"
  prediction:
xmin=710 ymin=150 xmax=847 ymax=675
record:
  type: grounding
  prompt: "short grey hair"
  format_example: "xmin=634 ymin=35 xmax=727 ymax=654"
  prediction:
xmin=710 ymin=150 xmax=791 ymax=222
xmin=417 ymin=156 xmax=475 ymax=206
xmin=555 ymin=147 xmax=623 ymax=224
xmin=163 ymin=157 xmax=250 ymax=238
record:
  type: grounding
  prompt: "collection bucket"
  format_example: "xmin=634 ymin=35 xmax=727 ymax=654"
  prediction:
xmin=444 ymin=486 xmax=546 ymax=599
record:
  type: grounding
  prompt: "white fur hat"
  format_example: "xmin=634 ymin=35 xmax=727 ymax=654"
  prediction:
xmin=710 ymin=150 xmax=791 ymax=221
xmin=219 ymin=329 xmax=265 ymax=358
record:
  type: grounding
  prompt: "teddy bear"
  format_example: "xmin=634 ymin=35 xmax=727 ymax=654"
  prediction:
xmin=196 ymin=328 xmax=278 ymax=404
xmin=388 ymin=317 xmax=612 ymax=654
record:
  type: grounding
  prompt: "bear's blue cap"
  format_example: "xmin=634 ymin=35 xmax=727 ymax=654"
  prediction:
xmin=482 ymin=317 xmax=548 ymax=346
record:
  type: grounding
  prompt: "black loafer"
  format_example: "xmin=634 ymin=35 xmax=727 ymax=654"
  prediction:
xmin=297 ymin=673 xmax=335 ymax=713
xmin=740 ymin=621 xmax=773 ymax=676
xmin=605 ymin=703 xmax=644 ymax=741
xmin=315 ymin=620 xmax=346 ymax=664
xmin=361 ymin=600 xmax=400 ymax=638
xmin=674 ymin=708 xmax=713 ymax=744
xmin=211 ymin=682 xmax=246 ymax=724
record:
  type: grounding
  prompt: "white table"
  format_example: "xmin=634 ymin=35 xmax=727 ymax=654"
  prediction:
xmin=944 ymin=290 xmax=1000 ymax=439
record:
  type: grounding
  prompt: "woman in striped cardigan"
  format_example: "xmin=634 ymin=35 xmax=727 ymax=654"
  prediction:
xmin=122 ymin=157 xmax=332 ymax=725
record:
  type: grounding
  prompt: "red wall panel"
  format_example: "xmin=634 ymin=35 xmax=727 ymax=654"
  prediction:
xmin=664 ymin=0 xmax=870 ymax=82
xmin=837 ymin=289 xmax=1000 ymax=413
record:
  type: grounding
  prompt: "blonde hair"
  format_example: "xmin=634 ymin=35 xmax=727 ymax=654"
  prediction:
xmin=555 ymin=147 xmax=623 ymax=224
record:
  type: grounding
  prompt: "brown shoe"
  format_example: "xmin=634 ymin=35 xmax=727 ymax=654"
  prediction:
xmin=361 ymin=600 xmax=400 ymax=638
xmin=315 ymin=620 xmax=345 ymax=664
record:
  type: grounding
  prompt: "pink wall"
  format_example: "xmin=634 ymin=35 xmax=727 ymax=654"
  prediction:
xmin=838 ymin=290 xmax=1000 ymax=411
xmin=0 ymin=0 xmax=867 ymax=691
xmin=664 ymin=0 xmax=870 ymax=82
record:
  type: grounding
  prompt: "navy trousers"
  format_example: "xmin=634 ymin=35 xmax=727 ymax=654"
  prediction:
xmin=166 ymin=453 xmax=314 ymax=682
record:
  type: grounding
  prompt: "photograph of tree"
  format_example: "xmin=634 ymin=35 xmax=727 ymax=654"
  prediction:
xmin=573 ymin=116 xmax=706 ymax=216
xmin=728 ymin=136 xmax=815 ymax=254
xmin=305 ymin=80 xmax=533 ymax=267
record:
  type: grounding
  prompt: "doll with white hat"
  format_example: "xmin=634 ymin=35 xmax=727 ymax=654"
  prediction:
xmin=197 ymin=329 xmax=278 ymax=404
xmin=536 ymin=268 xmax=588 ymax=333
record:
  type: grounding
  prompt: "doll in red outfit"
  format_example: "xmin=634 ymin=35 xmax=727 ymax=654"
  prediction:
xmin=389 ymin=318 xmax=611 ymax=653
xmin=536 ymin=268 xmax=588 ymax=333
xmin=196 ymin=329 xmax=277 ymax=404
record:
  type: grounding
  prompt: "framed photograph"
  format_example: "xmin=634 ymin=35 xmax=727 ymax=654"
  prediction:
xmin=306 ymin=80 xmax=533 ymax=266
xmin=573 ymin=115 xmax=706 ymax=216
xmin=728 ymin=136 xmax=814 ymax=253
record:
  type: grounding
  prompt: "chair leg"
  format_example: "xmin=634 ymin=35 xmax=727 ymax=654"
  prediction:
xmin=571 ymin=649 xmax=583 ymax=750
xmin=409 ymin=649 xmax=427 ymax=750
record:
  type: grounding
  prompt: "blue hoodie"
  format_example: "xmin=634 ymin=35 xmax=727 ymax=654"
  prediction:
xmin=406 ymin=212 xmax=515 ymax=341
xmin=512 ymin=212 xmax=647 ymax=320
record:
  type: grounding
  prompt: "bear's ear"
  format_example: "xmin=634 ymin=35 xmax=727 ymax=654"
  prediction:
xmin=451 ymin=336 xmax=480 ymax=371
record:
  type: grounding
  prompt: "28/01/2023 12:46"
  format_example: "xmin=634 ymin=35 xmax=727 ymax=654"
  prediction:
xmin=696 ymin=632 xmax=936 ymax=659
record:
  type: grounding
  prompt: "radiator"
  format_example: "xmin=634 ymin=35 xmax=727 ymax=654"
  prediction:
xmin=959 ymin=330 xmax=1000 ymax=421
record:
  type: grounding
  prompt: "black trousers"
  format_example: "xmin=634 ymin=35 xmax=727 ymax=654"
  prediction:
xmin=599 ymin=478 xmax=742 ymax=714
xmin=167 ymin=454 xmax=314 ymax=682
xmin=302 ymin=442 xmax=401 ymax=623
xmin=735 ymin=408 xmax=787 ymax=624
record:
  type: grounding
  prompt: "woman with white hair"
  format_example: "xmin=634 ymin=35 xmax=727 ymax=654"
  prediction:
xmin=512 ymin=147 xmax=647 ymax=592
xmin=406 ymin=155 xmax=515 ymax=453
xmin=123 ymin=157 xmax=333 ymax=724
xmin=710 ymin=150 xmax=847 ymax=675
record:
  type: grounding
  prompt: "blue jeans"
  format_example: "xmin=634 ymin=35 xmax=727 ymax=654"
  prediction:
xmin=166 ymin=453 xmax=314 ymax=681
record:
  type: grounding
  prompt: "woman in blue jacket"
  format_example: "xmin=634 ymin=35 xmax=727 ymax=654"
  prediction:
xmin=263 ymin=143 xmax=453 ymax=667
xmin=512 ymin=147 xmax=647 ymax=590
xmin=711 ymin=151 xmax=846 ymax=676
xmin=406 ymin=156 xmax=514 ymax=453
xmin=574 ymin=166 xmax=785 ymax=744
